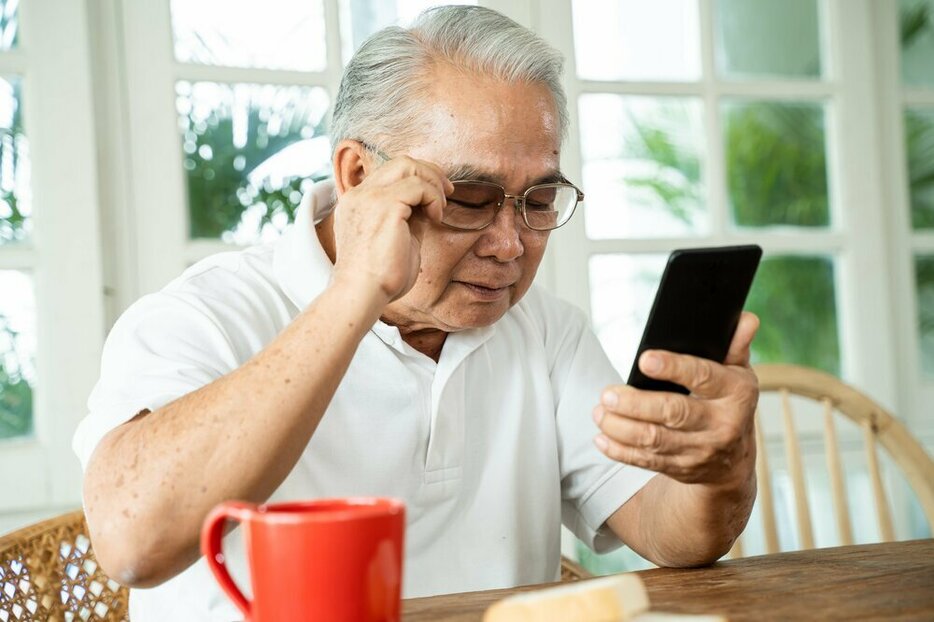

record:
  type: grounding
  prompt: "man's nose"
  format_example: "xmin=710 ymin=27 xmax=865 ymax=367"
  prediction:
xmin=477 ymin=198 xmax=524 ymax=262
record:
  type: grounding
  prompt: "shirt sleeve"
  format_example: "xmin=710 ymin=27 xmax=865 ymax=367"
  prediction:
xmin=541 ymin=291 xmax=658 ymax=553
xmin=72 ymin=289 xmax=240 ymax=471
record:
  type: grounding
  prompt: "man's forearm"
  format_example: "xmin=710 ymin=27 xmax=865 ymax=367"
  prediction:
xmin=607 ymin=467 xmax=757 ymax=568
xmin=83 ymin=277 xmax=387 ymax=587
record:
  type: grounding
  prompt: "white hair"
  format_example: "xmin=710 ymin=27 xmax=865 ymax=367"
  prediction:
xmin=329 ymin=5 xmax=568 ymax=153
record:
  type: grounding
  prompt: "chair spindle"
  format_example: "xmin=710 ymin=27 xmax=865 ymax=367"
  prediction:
xmin=781 ymin=388 xmax=814 ymax=549
xmin=862 ymin=416 xmax=895 ymax=541
xmin=755 ymin=411 xmax=780 ymax=554
xmin=822 ymin=397 xmax=853 ymax=545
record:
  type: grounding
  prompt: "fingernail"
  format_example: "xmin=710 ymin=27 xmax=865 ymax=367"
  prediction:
xmin=602 ymin=390 xmax=618 ymax=408
xmin=592 ymin=407 xmax=603 ymax=426
xmin=641 ymin=353 xmax=662 ymax=374
xmin=594 ymin=435 xmax=609 ymax=452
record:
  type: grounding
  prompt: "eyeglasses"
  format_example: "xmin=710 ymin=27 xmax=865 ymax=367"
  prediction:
xmin=360 ymin=142 xmax=583 ymax=232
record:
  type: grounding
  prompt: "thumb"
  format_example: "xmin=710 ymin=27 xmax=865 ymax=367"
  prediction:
xmin=725 ymin=311 xmax=759 ymax=368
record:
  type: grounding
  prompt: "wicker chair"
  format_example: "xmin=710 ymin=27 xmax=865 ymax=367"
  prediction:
xmin=0 ymin=509 xmax=129 ymax=621
xmin=728 ymin=363 xmax=934 ymax=557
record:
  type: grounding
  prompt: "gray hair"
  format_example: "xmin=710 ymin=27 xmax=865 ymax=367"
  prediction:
xmin=329 ymin=5 xmax=568 ymax=154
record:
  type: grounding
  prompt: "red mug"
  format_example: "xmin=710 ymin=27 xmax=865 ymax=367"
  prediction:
xmin=201 ymin=498 xmax=405 ymax=622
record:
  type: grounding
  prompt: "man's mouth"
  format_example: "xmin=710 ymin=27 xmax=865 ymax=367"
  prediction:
xmin=457 ymin=281 xmax=512 ymax=300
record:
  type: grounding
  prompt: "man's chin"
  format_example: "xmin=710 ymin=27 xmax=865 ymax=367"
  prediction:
xmin=443 ymin=298 xmax=513 ymax=331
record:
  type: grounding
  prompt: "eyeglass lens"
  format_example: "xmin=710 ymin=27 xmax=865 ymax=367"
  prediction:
xmin=444 ymin=182 xmax=578 ymax=231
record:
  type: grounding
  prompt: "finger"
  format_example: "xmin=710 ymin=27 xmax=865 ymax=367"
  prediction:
xmin=422 ymin=159 xmax=455 ymax=195
xmin=598 ymin=386 xmax=705 ymax=431
xmin=373 ymin=155 xmax=452 ymax=198
xmin=639 ymin=350 xmax=734 ymax=399
xmin=594 ymin=434 xmax=693 ymax=476
xmin=593 ymin=408 xmax=700 ymax=454
xmin=386 ymin=176 xmax=447 ymax=224
xmin=724 ymin=311 xmax=760 ymax=368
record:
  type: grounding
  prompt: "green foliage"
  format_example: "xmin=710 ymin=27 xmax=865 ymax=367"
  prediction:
xmin=914 ymin=257 xmax=934 ymax=375
xmin=622 ymin=105 xmax=702 ymax=224
xmin=900 ymin=0 xmax=932 ymax=46
xmin=724 ymin=102 xmax=829 ymax=228
xmin=906 ymin=109 xmax=934 ymax=229
xmin=0 ymin=0 xmax=18 ymax=50
xmin=0 ymin=313 xmax=32 ymax=439
xmin=0 ymin=78 xmax=27 ymax=244
xmin=181 ymin=86 xmax=331 ymax=239
xmin=746 ymin=256 xmax=840 ymax=375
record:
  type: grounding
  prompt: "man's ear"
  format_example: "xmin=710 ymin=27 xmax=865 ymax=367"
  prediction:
xmin=332 ymin=139 xmax=375 ymax=196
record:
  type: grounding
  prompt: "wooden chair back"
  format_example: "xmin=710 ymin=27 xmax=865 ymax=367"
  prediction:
xmin=729 ymin=364 xmax=934 ymax=557
xmin=0 ymin=509 xmax=129 ymax=621
xmin=560 ymin=555 xmax=591 ymax=581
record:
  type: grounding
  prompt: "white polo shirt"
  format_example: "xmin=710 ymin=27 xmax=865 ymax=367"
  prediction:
xmin=73 ymin=181 xmax=655 ymax=622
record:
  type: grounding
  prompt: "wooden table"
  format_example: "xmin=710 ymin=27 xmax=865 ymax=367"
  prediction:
xmin=403 ymin=539 xmax=934 ymax=621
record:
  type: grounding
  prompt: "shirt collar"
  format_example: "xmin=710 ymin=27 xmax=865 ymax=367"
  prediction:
xmin=273 ymin=179 xmax=337 ymax=312
xmin=273 ymin=178 xmax=497 ymax=358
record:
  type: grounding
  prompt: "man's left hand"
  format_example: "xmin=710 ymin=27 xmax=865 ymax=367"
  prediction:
xmin=592 ymin=312 xmax=760 ymax=489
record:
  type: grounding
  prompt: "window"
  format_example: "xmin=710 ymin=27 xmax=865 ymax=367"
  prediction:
xmin=0 ymin=0 xmax=106 ymax=522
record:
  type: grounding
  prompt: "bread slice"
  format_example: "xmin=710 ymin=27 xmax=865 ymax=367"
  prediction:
xmin=483 ymin=574 xmax=650 ymax=622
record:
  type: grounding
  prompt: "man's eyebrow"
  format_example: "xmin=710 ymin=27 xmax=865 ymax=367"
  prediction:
xmin=444 ymin=164 xmax=567 ymax=186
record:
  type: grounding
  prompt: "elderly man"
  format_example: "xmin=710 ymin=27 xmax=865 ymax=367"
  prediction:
xmin=75 ymin=5 xmax=759 ymax=620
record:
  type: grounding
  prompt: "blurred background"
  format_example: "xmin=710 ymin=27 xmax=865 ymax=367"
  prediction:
xmin=0 ymin=0 xmax=932 ymax=573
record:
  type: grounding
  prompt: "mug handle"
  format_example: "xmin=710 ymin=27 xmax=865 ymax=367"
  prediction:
xmin=201 ymin=500 xmax=255 ymax=618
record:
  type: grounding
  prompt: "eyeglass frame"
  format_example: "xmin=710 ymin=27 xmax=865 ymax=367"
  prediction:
xmin=356 ymin=140 xmax=584 ymax=232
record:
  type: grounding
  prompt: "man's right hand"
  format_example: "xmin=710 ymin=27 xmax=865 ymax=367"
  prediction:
xmin=331 ymin=154 xmax=453 ymax=302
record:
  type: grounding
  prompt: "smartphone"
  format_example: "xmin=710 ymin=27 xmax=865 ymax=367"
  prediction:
xmin=627 ymin=245 xmax=762 ymax=394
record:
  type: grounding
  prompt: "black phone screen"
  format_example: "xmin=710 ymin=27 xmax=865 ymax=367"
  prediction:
xmin=626 ymin=245 xmax=762 ymax=394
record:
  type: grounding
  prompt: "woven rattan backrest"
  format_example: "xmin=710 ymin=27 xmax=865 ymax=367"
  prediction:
xmin=0 ymin=509 xmax=129 ymax=621
xmin=728 ymin=363 xmax=934 ymax=558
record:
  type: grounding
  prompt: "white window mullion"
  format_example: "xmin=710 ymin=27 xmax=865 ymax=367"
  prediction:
xmin=0 ymin=246 xmax=35 ymax=270
xmin=176 ymin=63 xmax=330 ymax=88
xmin=121 ymin=0 xmax=189 ymax=296
xmin=587 ymin=232 xmax=847 ymax=256
xmin=820 ymin=0 xmax=896 ymax=398
xmin=699 ymin=0 xmax=728 ymax=238
xmin=322 ymin=0 xmax=344 ymax=96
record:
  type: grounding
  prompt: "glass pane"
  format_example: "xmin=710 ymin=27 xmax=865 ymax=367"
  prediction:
xmin=900 ymin=0 xmax=934 ymax=87
xmin=589 ymin=254 xmax=668 ymax=376
xmin=580 ymin=95 xmax=706 ymax=240
xmin=177 ymin=82 xmax=331 ymax=244
xmin=339 ymin=0 xmax=477 ymax=64
xmin=0 ymin=270 xmax=34 ymax=439
xmin=915 ymin=255 xmax=934 ymax=377
xmin=572 ymin=0 xmax=700 ymax=81
xmin=724 ymin=100 xmax=830 ymax=228
xmin=746 ymin=255 xmax=840 ymax=375
xmin=906 ymin=108 xmax=934 ymax=229
xmin=171 ymin=0 xmax=326 ymax=71
xmin=0 ymin=0 xmax=18 ymax=50
xmin=0 ymin=76 xmax=30 ymax=245
xmin=715 ymin=0 xmax=822 ymax=79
